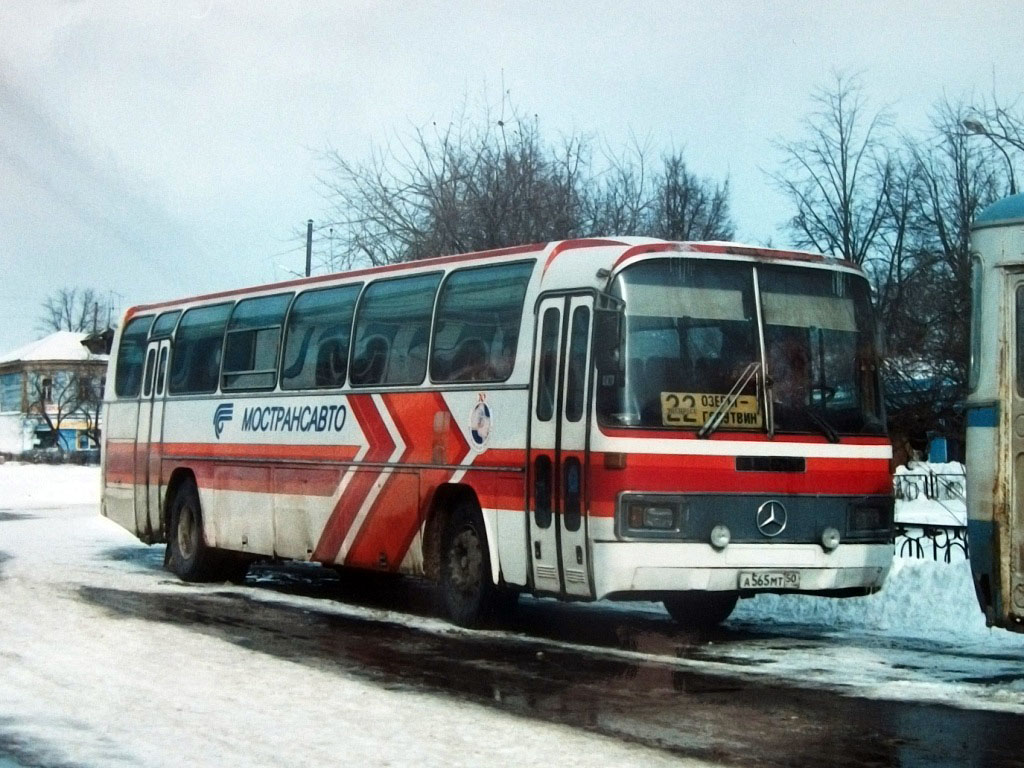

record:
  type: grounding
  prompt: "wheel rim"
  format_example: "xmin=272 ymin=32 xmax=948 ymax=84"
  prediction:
xmin=447 ymin=525 xmax=483 ymax=597
xmin=177 ymin=502 xmax=197 ymax=561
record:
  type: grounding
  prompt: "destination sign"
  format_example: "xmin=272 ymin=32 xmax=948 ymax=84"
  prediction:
xmin=660 ymin=392 xmax=762 ymax=429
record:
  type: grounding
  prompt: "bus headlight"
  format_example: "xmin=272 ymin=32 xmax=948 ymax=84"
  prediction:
xmin=621 ymin=498 xmax=684 ymax=537
xmin=821 ymin=527 xmax=841 ymax=551
xmin=710 ymin=524 xmax=731 ymax=549
xmin=626 ymin=502 xmax=677 ymax=531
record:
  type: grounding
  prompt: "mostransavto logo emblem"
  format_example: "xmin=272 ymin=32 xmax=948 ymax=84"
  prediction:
xmin=214 ymin=403 xmax=234 ymax=439
xmin=756 ymin=500 xmax=787 ymax=537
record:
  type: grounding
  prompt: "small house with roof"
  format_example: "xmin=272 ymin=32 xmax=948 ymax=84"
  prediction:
xmin=0 ymin=331 xmax=109 ymax=455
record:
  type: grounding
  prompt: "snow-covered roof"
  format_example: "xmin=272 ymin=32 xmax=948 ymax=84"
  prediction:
xmin=0 ymin=331 xmax=109 ymax=365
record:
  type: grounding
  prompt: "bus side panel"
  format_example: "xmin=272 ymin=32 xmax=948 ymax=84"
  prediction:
xmin=102 ymin=398 xmax=141 ymax=536
xmin=344 ymin=469 xmax=420 ymax=571
xmin=273 ymin=464 xmax=348 ymax=560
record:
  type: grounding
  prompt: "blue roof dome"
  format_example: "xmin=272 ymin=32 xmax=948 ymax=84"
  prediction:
xmin=974 ymin=194 xmax=1024 ymax=228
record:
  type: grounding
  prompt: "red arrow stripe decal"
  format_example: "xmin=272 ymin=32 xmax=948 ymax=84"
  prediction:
xmin=312 ymin=394 xmax=395 ymax=562
xmin=345 ymin=392 xmax=470 ymax=570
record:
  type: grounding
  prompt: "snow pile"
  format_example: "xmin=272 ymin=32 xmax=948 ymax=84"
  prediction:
xmin=0 ymin=462 xmax=100 ymax=508
xmin=731 ymin=556 xmax=1016 ymax=645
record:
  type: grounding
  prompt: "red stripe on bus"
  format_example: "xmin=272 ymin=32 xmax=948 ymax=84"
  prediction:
xmin=588 ymin=454 xmax=891 ymax=517
xmin=345 ymin=392 xmax=471 ymax=570
xmin=187 ymin=462 xmax=345 ymax=496
xmin=312 ymin=395 xmax=397 ymax=563
xmin=541 ymin=238 xmax=626 ymax=276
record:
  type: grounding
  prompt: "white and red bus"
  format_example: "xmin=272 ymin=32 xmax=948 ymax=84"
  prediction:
xmin=101 ymin=238 xmax=893 ymax=627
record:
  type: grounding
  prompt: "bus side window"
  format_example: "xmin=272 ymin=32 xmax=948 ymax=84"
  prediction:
xmin=222 ymin=293 xmax=293 ymax=391
xmin=281 ymin=283 xmax=362 ymax=390
xmin=168 ymin=303 xmax=233 ymax=395
xmin=536 ymin=308 xmax=560 ymax=421
xmin=350 ymin=273 xmax=441 ymax=387
xmin=113 ymin=315 xmax=154 ymax=398
xmin=430 ymin=261 xmax=535 ymax=383
xmin=564 ymin=306 xmax=591 ymax=422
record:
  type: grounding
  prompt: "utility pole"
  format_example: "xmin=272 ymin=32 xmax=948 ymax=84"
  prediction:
xmin=305 ymin=219 xmax=313 ymax=277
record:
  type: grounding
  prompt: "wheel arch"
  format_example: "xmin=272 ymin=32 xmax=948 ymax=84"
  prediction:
xmin=161 ymin=466 xmax=198 ymax=544
xmin=422 ymin=482 xmax=500 ymax=586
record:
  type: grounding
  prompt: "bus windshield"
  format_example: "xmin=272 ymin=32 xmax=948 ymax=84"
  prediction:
xmin=598 ymin=258 xmax=885 ymax=437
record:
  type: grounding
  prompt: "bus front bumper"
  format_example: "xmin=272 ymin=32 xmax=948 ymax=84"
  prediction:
xmin=591 ymin=541 xmax=892 ymax=601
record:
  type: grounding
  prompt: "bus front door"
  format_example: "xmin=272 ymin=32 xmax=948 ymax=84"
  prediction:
xmin=133 ymin=339 xmax=170 ymax=541
xmin=528 ymin=294 xmax=594 ymax=598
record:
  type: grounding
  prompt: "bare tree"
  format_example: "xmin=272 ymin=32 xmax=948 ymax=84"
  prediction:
xmin=646 ymin=152 xmax=734 ymax=240
xmin=965 ymin=93 xmax=1024 ymax=194
xmin=583 ymin=138 xmax=652 ymax=236
xmin=27 ymin=370 xmax=78 ymax=454
xmin=38 ymin=288 xmax=105 ymax=333
xmin=771 ymin=73 xmax=891 ymax=264
xmin=775 ymin=80 xmax=1011 ymax=445
xmin=315 ymin=98 xmax=737 ymax=270
xmin=317 ymin=102 xmax=587 ymax=269
xmin=886 ymin=99 xmax=1003 ymax=438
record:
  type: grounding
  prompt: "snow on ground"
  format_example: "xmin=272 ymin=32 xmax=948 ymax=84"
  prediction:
xmin=0 ymin=463 xmax=711 ymax=768
xmin=3 ymin=462 xmax=1024 ymax=768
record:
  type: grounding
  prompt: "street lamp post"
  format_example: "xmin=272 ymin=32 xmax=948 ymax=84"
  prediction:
xmin=963 ymin=118 xmax=1018 ymax=196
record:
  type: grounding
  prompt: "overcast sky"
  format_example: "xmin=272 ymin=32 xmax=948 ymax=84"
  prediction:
xmin=1 ymin=1 xmax=1021 ymax=350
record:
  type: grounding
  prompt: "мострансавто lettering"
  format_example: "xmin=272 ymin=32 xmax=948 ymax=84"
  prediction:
xmin=240 ymin=404 xmax=347 ymax=433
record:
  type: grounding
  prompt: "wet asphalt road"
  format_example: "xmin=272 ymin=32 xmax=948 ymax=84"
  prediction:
xmin=81 ymin=551 xmax=1024 ymax=768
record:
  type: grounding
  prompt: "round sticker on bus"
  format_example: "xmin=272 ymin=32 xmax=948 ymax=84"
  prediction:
xmin=469 ymin=398 xmax=492 ymax=450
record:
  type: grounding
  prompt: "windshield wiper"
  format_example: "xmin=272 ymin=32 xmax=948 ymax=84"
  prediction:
xmin=698 ymin=362 xmax=761 ymax=439
xmin=803 ymin=406 xmax=839 ymax=443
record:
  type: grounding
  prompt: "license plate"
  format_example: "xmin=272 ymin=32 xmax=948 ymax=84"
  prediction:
xmin=738 ymin=570 xmax=801 ymax=590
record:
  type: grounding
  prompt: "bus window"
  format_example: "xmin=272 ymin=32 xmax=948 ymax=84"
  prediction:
xmin=350 ymin=273 xmax=441 ymax=387
xmin=969 ymin=256 xmax=982 ymax=392
xmin=114 ymin=315 xmax=154 ymax=398
xmin=222 ymin=293 xmax=293 ymax=391
xmin=430 ymin=261 xmax=534 ymax=383
xmin=168 ymin=303 xmax=233 ymax=395
xmin=565 ymin=305 xmax=591 ymax=422
xmin=150 ymin=310 xmax=181 ymax=339
xmin=281 ymin=284 xmax=361 ymax=390
xmin=536 ymin=308 xmax=560 ymax=421
xmin=141 ymin=347 xmax=157 ymax=398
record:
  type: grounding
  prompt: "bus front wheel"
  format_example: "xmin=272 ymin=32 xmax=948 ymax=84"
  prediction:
xmin=166 ymin=477 xmax=217 ymax=582
xmin=439 ymin=501 xmax=501 ymax=627
xmin=663 ymin=592 xmax=738 ymax=628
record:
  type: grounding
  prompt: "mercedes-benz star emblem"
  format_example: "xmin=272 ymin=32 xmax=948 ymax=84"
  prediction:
xmin=756 ymin=500 xmax=788 ymax=537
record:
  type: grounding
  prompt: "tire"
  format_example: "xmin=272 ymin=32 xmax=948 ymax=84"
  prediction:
xmin=439 ymin=501 xmax=501 ymax=627
xmin=165 ymin=477 xmax=218 ymax=582
xmin=663 ymin=591 xmax=738 ymax=629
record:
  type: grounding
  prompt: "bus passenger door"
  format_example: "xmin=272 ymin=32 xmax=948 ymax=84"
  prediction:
xmin=529 ymin=294 xmax=595 ymax=598
xmin=133 ymin=339 xmax=168 ymax=541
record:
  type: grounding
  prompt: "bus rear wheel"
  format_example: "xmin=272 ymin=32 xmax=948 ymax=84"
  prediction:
xmin=663 ymin=591 xmax=738 ymax=629
xmin=166 ymin=477 xmax=218 ymax=582
xmin=439 ymin=501 xmax=500 ymax=627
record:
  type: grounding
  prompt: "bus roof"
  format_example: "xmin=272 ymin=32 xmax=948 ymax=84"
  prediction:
xmin=123 ymin=237 xmax=853 ymax=320
xmin=973 ymin=193 xmax=1024 ymax=230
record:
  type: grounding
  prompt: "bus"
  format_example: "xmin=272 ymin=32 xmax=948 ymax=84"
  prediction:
xmin=100 ymin=237 xmax=893 ymax=627
xmin=967 ymin=193 xmax=1024 ymax=632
